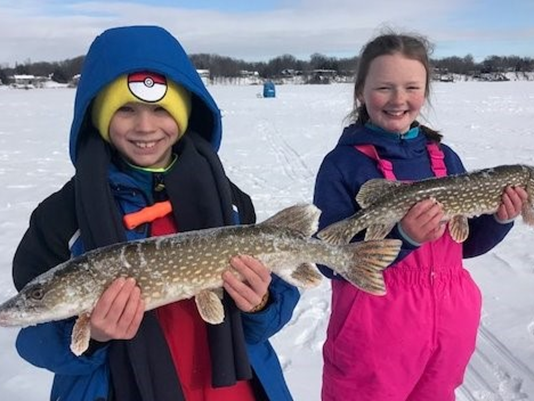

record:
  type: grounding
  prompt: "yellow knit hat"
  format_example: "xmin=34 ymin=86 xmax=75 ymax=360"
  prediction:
xmin=91 ymin=71 xmax=191 ymax=141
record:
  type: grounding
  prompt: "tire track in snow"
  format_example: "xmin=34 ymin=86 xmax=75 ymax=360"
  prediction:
xmin=459 ymin=323 xmax=533 ymax=400
xmin=286 ymin=296 xmax=329 ymax=352
xmin=225 ymin=164 xmax=272 ymax=192
xmin=258 ymin=119 xmax=314 ymax=185
xmin=459 ymin=367 xmax=494 ymax=401
xmin=478 ymin=325 xmax=534 ymax=381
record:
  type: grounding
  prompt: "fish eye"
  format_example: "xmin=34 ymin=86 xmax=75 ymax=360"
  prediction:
xmin=29 ymin=286 xmax=44 ymax=300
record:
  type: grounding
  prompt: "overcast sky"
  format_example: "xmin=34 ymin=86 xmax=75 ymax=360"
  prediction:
xmin=1 ymin=0 xmax=533 ymax=66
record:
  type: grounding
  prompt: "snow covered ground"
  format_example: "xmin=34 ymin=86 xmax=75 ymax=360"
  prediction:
xmin=0 ymin=81 xmax=533 ymax=400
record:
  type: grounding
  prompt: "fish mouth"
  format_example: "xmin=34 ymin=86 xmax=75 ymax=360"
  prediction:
xmin=0 ymin=299 xmax=17 ymax=326
xmin=0 ymin=311 xmax=16 ymax=327
xmin=0 ymin=297 xmax=37 ymax=327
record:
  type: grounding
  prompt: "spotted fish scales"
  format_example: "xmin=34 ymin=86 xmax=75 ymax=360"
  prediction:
xmin=318 ymin=164 xmax=534 ymax=245
xmin=0 ymin=204 xmax=401 ymax=356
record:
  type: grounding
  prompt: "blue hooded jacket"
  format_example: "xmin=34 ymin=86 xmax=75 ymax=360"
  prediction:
xmin=15 ymin=25 xmax=298 ymax=401
xmin=314 ymin=123 xmax=514 ymax=278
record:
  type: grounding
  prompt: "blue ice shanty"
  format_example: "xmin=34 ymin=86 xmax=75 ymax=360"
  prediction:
xmin=263 ymin=80 xmax=276 ymax=98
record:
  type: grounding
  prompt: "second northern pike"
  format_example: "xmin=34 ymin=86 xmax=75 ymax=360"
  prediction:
xmin=0 ymin=204 xmax=401 ymax=356
xmin=317 ymin=164 xmax=534 ymax=245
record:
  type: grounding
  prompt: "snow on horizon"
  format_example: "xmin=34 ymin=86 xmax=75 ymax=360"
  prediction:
xmin=0 ymin=81 xmax=533 ymax=400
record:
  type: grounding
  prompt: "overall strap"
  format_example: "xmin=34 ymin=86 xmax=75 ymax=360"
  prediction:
xmin=354 ymin=143 xmax=447 ymax=179
xmin=426 ymin=142 xmax=447 ymax=177
xmin=354 ymin=144 xmax=396 ymax=180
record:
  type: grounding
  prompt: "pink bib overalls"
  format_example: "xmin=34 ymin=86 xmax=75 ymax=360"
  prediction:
xmin=321 ymin=144 xmax=482 ymax=401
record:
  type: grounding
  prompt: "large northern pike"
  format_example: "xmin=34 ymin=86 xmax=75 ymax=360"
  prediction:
xmin=0 ymin=204 xmax=400 ymax=355
xmin=317 ymin=164 xmax=534 ymax=245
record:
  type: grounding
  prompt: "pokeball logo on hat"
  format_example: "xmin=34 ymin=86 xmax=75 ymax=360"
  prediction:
xmin=127 ymin=71 xmax=167 ymax=103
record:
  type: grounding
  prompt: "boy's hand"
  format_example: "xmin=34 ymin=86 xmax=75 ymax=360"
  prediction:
xmin=495 ymin=186 xmax=528 ymax=222
xmin=222 ymin=255 xmax=272 ymax=313
xmin=400 ymin=198 xmax=446 ymax=244
xmin=90 ymin=277 xmax=145 ymax=343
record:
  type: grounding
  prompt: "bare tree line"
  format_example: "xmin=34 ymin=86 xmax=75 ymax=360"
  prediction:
xmin=1 ymin=53 xmax=533 ymax=84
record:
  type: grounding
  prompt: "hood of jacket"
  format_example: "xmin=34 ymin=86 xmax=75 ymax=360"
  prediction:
xmin=69 ymin=25 xmax=222 ymax=163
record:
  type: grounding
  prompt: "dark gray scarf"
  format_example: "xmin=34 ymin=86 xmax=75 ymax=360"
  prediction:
xmin=74 ymin=130 xmax=252 ymax=401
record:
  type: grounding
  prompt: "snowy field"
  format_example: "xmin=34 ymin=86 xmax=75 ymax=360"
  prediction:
xmin=0 ymin=81 xmax=533 ymax=400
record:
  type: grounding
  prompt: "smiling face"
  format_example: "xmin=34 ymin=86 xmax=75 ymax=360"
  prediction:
xmin=109 ymin=102 xmax=181 ymax=169
xmin=358 ymin=53 xmax=427 ymax=134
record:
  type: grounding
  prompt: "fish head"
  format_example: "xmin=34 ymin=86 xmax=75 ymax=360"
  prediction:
xmin=0 ymin=268 xmax=94 ymax=327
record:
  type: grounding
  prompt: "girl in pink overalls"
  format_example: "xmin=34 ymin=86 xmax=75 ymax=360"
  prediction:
xmin=314 ymin=32 xmax=528 ymax=401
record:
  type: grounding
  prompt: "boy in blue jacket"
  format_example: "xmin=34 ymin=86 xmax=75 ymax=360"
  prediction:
xmin=13 ymin=25 xmax=298 ymax=401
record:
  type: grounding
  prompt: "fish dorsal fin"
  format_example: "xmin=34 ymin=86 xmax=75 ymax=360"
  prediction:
xmin=195 ymin=290 xmax=225 ymax=325
xmin=356 ymin=179 xmax=404 ymax=208
xmin=259 ymin=204 xmax=321 ymax=236
xmin=71 ymin=312 xmax=91 ymax=356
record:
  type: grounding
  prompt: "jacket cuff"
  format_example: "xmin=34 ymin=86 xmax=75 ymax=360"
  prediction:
xmin=493 ymin=214 xmax=515 ymax=225
xmin=395 ymin=223 xmax=422 ymax=248
xmin=83 ymin=339 xmax=109 ymax=356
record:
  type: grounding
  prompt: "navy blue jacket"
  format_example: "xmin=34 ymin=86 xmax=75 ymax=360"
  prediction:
xmin=14 ymin=25 xmax=298 ymax=401
xmin=314 ymin=123 xmax=514 ymax=278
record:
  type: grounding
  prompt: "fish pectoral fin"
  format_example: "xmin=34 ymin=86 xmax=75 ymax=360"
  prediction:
xmin=357 ymin=179 xmax=403 ymax=208
xmin=195 ymin=290 xmax=225 ymax=325
xmin=283 ymin=263 xmax=322 ymax=289
xmin=212 ymin=287 xmax=224 ymax=300
xmin=70 ymin=312 xmax=91 ymax=357
xmin=522 ymin=203 xmax=534 ymax=225
xmin=448 ymin=215 xmax=469 ymax=243
xmin=364 ymin=223 xmax=395 ymax=240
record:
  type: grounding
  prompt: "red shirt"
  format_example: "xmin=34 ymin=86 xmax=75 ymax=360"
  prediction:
xmin=151 ymin=214 xmax=256 ymax=401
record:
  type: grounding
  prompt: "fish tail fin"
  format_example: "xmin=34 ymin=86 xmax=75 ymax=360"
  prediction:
xmin=260 ymin=204 xmax=321 ymax=237
xmin=337 ymin=239 xmax=402 ymax=295
xmin=316 ymin=211 xmax=367 ymax=245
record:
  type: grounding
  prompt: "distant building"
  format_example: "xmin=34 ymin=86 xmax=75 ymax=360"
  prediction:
xmin=196 ymin=69 xmax=211 ymax=85
xmin=10 ymin=74 xmax=58 ymax=89
xmin=11 ymin=74 xmax=37 ymax=89
xmin=69 ymin=74 xmax=81 ymax=88
xmin=306 ymin=69 xmax=337 ymax=84
xmin=432 ymin=68 xmax=454 ymax=83
xmin=240 ymin=70 xmax=262 ymax=85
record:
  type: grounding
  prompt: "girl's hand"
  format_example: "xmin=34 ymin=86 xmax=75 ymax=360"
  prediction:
xmin=495 ymin=186 xmax=528 ymax=222
xmin=90 ymin=277 xmax=145 ymax=343
xmin=222 ymin=255 xmax=272 ymax=313
xmin=400 ymin=198 xmax=446 ymax=244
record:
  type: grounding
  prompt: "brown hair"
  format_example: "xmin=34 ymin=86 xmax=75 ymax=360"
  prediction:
xmin=349 ymin=31 xmax=442 ymax=142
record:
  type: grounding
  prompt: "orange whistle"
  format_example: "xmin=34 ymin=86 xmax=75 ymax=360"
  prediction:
xmin=123 ymin=200 xmax=173 ymax=230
